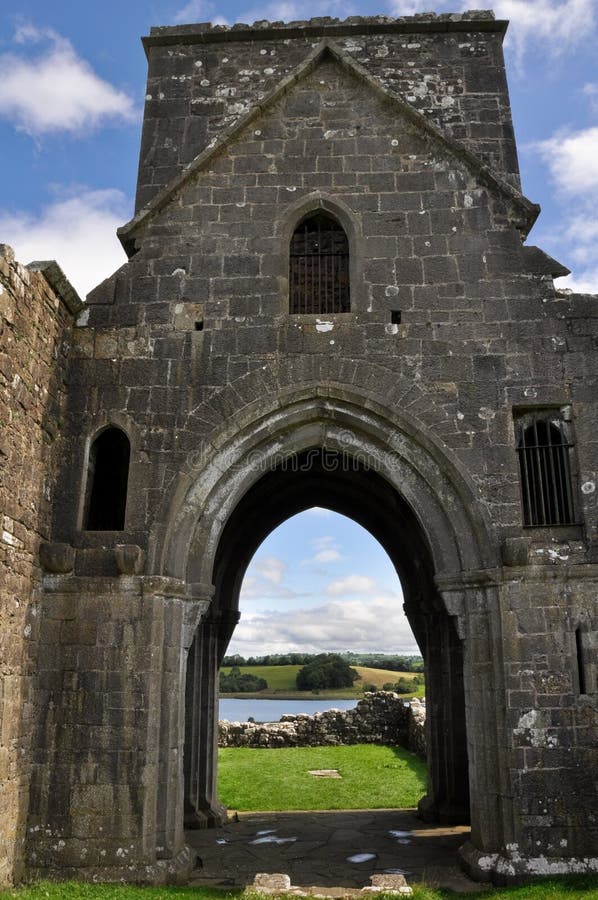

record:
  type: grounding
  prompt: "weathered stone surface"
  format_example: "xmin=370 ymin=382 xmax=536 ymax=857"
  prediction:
xmin=1 ymin=12 xmax=597 ymax=890
xmin=369 ymin=874 xmax=408 ymax=888
xmin=253 ymin=872 xmax=292 ymax=891
xmin=248 ymin=870 xmax=413 ymax=897
xmin=114 ymin=544 xmax=145 ymax=575
xmin=0 ymin=245 xmax=81 ymax=886
xmin=39 ymin=542 xmax=76 ymax=574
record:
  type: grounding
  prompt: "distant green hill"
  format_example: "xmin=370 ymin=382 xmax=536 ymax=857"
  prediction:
xmin=218 ymin=664 xmax=424 ymax=699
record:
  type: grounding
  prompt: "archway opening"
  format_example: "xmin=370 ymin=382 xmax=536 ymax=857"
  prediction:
xmin=183 ymin=449 xmax=470 ymax=833
xmin=218 ymin=508 xmax=427 ymax=811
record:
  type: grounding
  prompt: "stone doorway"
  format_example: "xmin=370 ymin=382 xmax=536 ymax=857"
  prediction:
xmin=183 ymin=446 xmax=472 ymax=838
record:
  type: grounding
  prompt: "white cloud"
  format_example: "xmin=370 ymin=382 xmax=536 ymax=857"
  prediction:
xmin=241 ymin=554 xmax=298 ymax=600
xmin=557 ymin=267 xmax=598 ymax=293
xmin=388 ymin=0 xmax=596 ymax=63
xmin=530 ymin=125 xmax=598 ymax=293
xmin=313 ymin=548 xmax=343 ymax=563
xmin=251 ymin=554 xmax=287 ymax=584
xmin=562 ymin=214 xmax=598 ymax=263
xmin=387 ymin=0 xmax=439 ymax=14
xmin=305 ymin=507 xmax=333 ymax=518
xmin=534 ymin=126 xmax=598 ymax=198
xmin=301 ymin=535 xmax=343 ymax=565
xmin=555 ymin=212 xmax=598 ymax=290
xmin=325 ymin=574 xmax=377 ymax=595
xmin=232 ymin=0 xmax=351 ymax=25
xmin=0 ymin=26 xmax=137 ymax=136
xmin=0 ymin=187 xmax=130 ymax=299
xmin=229 ymin=593 xmax=415 ymax=656
xmin=173 ymin=0 xmax=229 ymax=24
xmin=492 ymin=0 xmax=596 ymax=62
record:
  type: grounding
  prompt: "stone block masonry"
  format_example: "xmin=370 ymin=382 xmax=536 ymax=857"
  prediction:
xmin=0 ymin=246 xmax=81 ymax=886
xmin=136 ymin=12 xmax=520 ymax=213
xmin=218 ymin=692 xmax=426 ymax=757
xmin=2 ymin=12 xmax=597 ymax=888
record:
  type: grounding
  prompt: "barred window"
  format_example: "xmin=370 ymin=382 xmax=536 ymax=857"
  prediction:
xmin=85 ymin=427 xmax=130 ymax=530
xmin=516 ymin=415 xmax=575 ymax=526
xmin=289 ymin=212 xmax=350 ymax=314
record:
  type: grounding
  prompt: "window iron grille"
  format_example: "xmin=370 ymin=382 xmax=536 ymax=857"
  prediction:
xmin=516 ymin=418 xmax=575 ymax=526
xmin=289 ymin=212 xmax=350 ymax=314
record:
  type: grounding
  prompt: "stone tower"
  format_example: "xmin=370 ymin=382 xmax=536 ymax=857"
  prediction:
xmin=1 ymin=11 xmax=596 ymax=887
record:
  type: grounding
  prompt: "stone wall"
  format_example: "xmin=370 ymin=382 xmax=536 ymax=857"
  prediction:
xmin=218 ymin=692 xmax=426 ymax=757
xmin=20 ymin=13 xmax=598 ymax=884
xmin=0 ymin=246 xmax=80 ymax=886
xmin=137 ymin=13 xmax=520 ymax=213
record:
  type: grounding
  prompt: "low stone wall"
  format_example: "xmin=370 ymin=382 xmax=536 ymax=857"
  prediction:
xmin=218 ymin=691 xmax=426 ymax=757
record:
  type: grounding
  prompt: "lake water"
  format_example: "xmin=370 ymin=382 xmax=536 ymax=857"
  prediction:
xmin=219 ymin=697 xmax=358 ymax=723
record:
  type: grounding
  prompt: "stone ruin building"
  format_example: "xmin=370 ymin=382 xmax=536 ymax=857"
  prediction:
xmin=1 ymin=9 xmax=597 ymax=889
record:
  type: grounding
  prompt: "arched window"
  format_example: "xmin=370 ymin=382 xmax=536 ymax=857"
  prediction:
xmin=516 ymin=415 xmax=574 ymax=526
xmin=84 ymin=427 xmax=130 ymax=530
xmin=289 ymin=211 xmax=350 ymax=314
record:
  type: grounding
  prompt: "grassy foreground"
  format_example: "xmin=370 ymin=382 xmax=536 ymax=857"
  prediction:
xmin=3 ymin=877 xmax=598 ymax=899
xmin=220 ymin=665 xmax=424 ymax=699
xmin=0 ymin=888 xmax=234 ymax=900
xmin=218 ymin=744 xmax=426 ymax=810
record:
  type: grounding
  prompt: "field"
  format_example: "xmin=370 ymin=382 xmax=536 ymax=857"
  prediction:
xmin=219 ymin=664 xmax=424 ymax=699
xmin=218 ymin=744 xmax=427 ymax=811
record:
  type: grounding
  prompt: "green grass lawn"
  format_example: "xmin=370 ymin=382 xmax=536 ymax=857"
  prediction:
xmin=0 ymin=888 xmax=236 ymax=900
xmin=218 ymin=744 xmax=427 ymax=811
xmin=3 ymin=877 xmax=598 ymax=900
xmin=219 ymin=665 xmax=424 ymax=699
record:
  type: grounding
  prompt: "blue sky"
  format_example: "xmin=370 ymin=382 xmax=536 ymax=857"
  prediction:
xmin=231 ymin=510 xmax=410 ymax=656
xmin=1 ymin=0 xmax=597 ymax=655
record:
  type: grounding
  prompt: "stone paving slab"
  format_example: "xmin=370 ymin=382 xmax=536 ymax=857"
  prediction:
xmin=186 ymin=809 xmax=484 ymax=893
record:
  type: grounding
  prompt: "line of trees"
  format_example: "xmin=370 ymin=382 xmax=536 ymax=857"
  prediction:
xmin=221 ymin=652 xmax=423 ymax=672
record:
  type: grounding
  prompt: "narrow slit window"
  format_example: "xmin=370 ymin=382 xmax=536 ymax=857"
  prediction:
xmin=289 ymin=211 xmax=350 ymax=315
xmin=575 ymin=627 xmax=587 ymax=695
xmin=85 ymin=427 xmax=130 ymax=530
xmin=516 ymin=416 xmax=575 ymax=526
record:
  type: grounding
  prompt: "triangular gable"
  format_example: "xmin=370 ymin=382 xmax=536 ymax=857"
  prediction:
xmin=118 ymin=39 xmax=539 ymax=256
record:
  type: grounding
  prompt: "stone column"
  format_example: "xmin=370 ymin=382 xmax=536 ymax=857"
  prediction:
xmin=184 ymin=607 xmax=239 ymax=828
xmin=156 ymin=586 xmax=211 ymax=859
xmin=439 ymin=578 xmax=513 ymax=880
xmin=416 ymin=608 xmax=470 ymax=825
xmin=26 ymin=573 xmax=201 ymax=883
xmin=456 ymin=569 xmax=598 ymax=883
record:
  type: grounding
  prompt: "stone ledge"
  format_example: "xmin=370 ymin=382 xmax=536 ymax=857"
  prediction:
xmin=247 ymin=872 xmax=413 ymax=897
xmin=144 ymin=12 xmax=503 ymax=49
xmin=459 ymin=840 xmax=598 ymax=885
xmin=27 ymin=843 xmax=196 ymax=886
xmin=27 ymin=260 xmax=83 ymax=315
